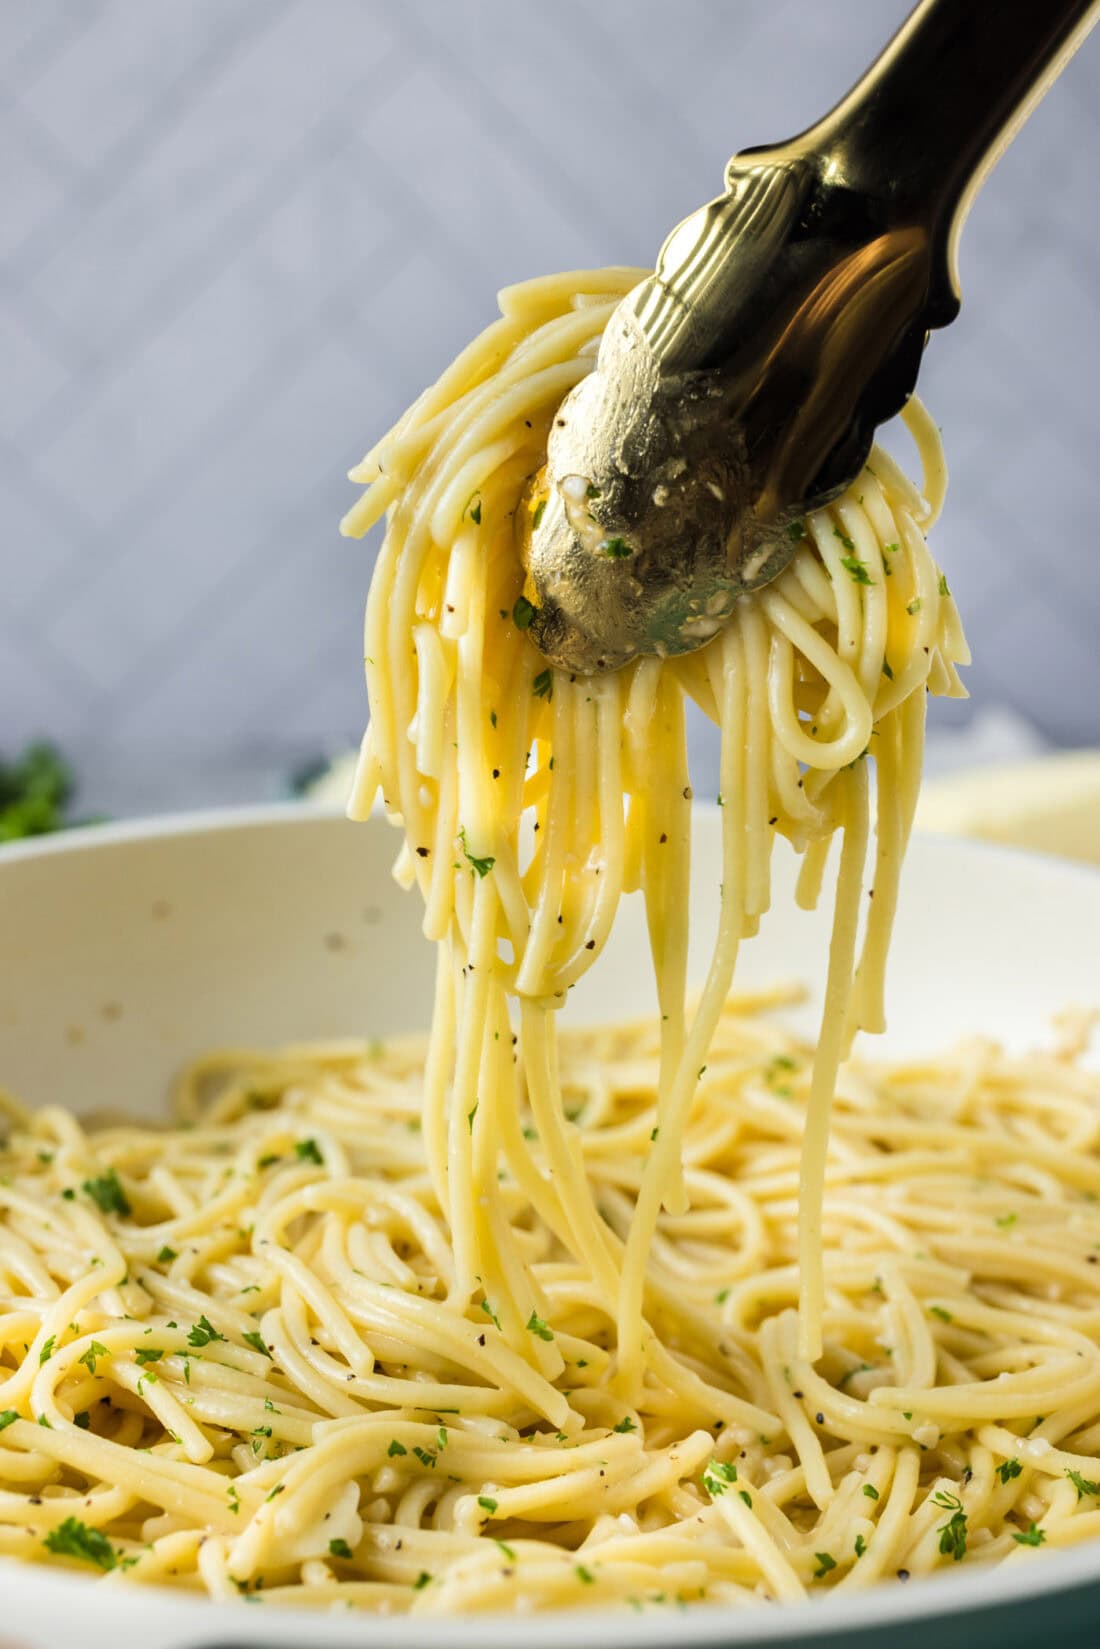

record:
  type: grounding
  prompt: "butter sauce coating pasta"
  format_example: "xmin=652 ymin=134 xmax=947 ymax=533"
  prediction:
xmin=3 ymin=270 xmax=1098 ymax=1616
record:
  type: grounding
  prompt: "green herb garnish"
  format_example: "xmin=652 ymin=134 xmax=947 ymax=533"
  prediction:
xmin=43 ymin=1517 xmax=116 ymax=1570
xmin=79 ymin=1342 xmax=108 ymax=1375
xmin=933 ymin=1491 xmax=968 ymax=1562
xmin=187 ymin=1316 xmax=225 ymax=1348
xmin=702 ymin=1459 xmax=737 ymax=1496
xmin=512 ymin=596 xmax=536 ymax=630
xmin=840 ymin=554 xmax=872 ymax=586
xmin=82 ymin=1170 xmax=130 ymax=1218
xmin=1012 ymin=1523 xmax=1045 ymax=1547
xmin=458 ymin=827 xmax=495 ymax=878
xmin=526 ymin=1310 xmax=553 ymax=1342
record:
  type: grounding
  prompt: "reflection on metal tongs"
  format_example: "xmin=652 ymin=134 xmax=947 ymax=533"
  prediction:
xmin=520 ymin=0 xmax=1098 ymax=673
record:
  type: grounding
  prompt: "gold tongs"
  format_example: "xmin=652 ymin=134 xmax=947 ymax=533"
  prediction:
xmin=520 ymin=0 xmax=1097 ymax=673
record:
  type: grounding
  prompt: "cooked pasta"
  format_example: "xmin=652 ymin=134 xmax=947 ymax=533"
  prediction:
xmin=3 ymin=267 xmax=1096 ymax=1615
xmin=342 ymin=266 xmax=968 ymax=1366
xmin=1 ymin=1004 xmax=1099 ymax=1609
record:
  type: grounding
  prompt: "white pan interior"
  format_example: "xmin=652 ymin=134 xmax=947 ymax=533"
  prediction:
xmin=0 ymin=806 xmax=1098 ymax=1648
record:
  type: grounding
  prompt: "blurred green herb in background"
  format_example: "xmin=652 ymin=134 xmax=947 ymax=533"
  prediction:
xmin=0 ymin=743 xmax=94 ymax=842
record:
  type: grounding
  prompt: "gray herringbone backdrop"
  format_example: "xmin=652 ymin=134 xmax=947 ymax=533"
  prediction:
xmin=2 ymin=1 xmax=1097 ymax=813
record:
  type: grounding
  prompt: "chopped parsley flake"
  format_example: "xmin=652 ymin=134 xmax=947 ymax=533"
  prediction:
xmin=612 ymin=1416 xmax=636 ymax=1434
xmin=1067 ymin=1469 xmax=1100 ymax=1500
xmin=512 ymin=596 xmax=536 ymax=630
xmin=814 ymin=1552 xmax=837 ymax=1579
xmin=863 ymin=1483 xmax=879 ymax=1500
xmin=79 ymin=1341 xmax=108 ymax=1375
xmin=413 ymin=1570 xmax=432 ymax=1589
xmin=134 ymin=1348 xmax=163 ymax=1365
xmin=854 ymin=1533 xmax=866 ymax=1557
xmin=82 ymin=1170 xmax=130 ymax=1218
xmin=39 ymin=1336 xmax=55 ymax=1365
xmin=295 ymin=1138 xmax=323 ymax=1165
xmin=600 ymin=536 xmax=632 ymax=559
xmin=0 ymin=1410 xmax=18 ymax=1432
xmin=388 ymin=1439 xmax=407 ymax=1457
xmin=531 ymin=499 xmax=546 ymax=530
xmin=242 ymin=1331 xmax=271 ymax=1357
xmin=907 ymin=598 xmax=922 ymax=615
xmin=187 ymin=1316 xmax=225 ymax=1348
xmin=157 ymin=1245 xmax=178 ymax=1264
xmin=43 ymin=1517 xmax=116 ymax=1571
xmin=478 ymin=1496 xmax=498 ymax=1515
xmin=938 ymin=573 xmax=950 ymax=597
xmin=465 ymin=494 xmax=482 ymax=526
xmin=932 ymin=1490 xmax=967 ymax=1561
xmin=702 ymin=1459 xmax=737 ymax=1496
xmin=840 ymin=553 xmax=872 ymax=585
xmin=1012 ymin=1523 xmax=1045 ymax=1547
xmin=412 ymin=1446 xmax=437 ymax=1469
xmin=576 ymin=1563 xmax=595 ymax=1583
xmin=525 ymin=1310 xmax=553 ymax=1342
xmin=532 ymin=668 xmax=553 ymax=700
xmin=997 ymin=1459 xmax=1023 ymax=1484
xmin=458 ymin=827 xmax=495 ymax=878
xmin=328 ymin=1538 xmax=353 ymax=1559
xmin=929 ymin=1305 xmax=952 ymax=1323
xmin=467 ymin=1103 xmax=478 ymax=1132
xmin=494 ymin=1538 xmax=516 ymax=1560
xmin=995 ymin=1212 xmax=1017 ymax=1228
xmin=481 ymin=1299 xmax=502 ymax=1330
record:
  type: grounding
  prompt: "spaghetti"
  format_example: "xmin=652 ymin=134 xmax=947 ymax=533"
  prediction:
xmin=1 ymin=1005 xmax=1099 ymax=1608
xmin=3 ymin=268 xmax=1097 ymax=1614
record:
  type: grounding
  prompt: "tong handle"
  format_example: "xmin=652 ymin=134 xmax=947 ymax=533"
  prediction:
xmin=809 ymin=0 xmax=1099 ymax=326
